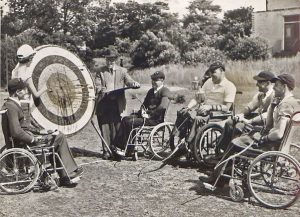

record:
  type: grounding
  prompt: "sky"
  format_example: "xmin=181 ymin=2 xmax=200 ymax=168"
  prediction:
xmin=111 ymin=0 xmax=267 ymax=17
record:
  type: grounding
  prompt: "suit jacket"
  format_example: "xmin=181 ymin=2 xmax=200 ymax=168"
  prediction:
xmin=142 ymin=86 xmax=171 ymax=122
xmin=95 ymin=65 xmax=136 ymax=116
xmin=1 ymin=98 xmax=34 ymax=148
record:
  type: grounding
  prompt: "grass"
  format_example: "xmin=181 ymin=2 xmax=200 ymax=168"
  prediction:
xmin=130 ymin=55 xmax=300 ymax=88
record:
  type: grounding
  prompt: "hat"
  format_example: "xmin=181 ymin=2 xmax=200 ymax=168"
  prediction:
xmin=17 ymin=44 xmax=35 ymax=59
xmin=151 ymin=71 xmax=165 ymax=80
xmin=8 ymin=78 xmax=27 ymax=94
xmin=104 ymin=47 xmax=119 ymax=60
xmin=271 ymin=73 xmax=295 ymax=90
xmin=253 ymin=71 xmax=275 ymax=81
xmin=208 ymin=62 xmax=225 ymax=73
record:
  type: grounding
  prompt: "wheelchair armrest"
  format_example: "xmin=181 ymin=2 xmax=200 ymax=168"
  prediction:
xmin=209 ymin=111 xmax=233 ymax=120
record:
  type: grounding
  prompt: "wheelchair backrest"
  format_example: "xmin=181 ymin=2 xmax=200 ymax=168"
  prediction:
xmin=278 ymin=111 xmax=300 ymax=156
xmin=0 ymin=109 xmax=14 ymax=150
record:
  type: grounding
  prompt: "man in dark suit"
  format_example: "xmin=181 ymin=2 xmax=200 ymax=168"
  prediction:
xmin=113 ymin=71 xmax=171 ymax=151
xmin=95 ymin=49 xmax=140 ymax=159
xmin=1 ymin=78 xmax=83 ymax=185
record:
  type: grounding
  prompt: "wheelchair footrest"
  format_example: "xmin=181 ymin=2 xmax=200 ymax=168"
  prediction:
xmin=203 ymin=183 xmax=216 ymax=191
xmin=70 ymin=176 xmax=81 ymax=184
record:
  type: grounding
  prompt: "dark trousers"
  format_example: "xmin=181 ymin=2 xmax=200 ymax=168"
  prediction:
xmin=33 ymin=133 xmax=78 ymax=178
xmin=114 ymin=115 xmax=159 ymax=150
xmin=96 ymin=97 xmax=121 ymax=153
xmin=50 ymin=133 xmax=78 ymax=178
xmin=212 ymin=134 xmax=280 ymax=181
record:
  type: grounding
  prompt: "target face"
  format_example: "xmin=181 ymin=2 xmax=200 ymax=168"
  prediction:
xmin=29 ymin=45 xmax=96 ymax=135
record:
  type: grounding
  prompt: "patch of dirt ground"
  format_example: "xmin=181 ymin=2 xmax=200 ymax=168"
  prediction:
xmin=1 ymin=87 xmax=300 ymax=216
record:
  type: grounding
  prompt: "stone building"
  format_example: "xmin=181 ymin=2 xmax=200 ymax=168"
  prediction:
xmin=253 ymin=0 xmax=300 ymax=55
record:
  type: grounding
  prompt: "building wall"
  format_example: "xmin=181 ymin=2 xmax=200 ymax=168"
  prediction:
xmin=267 ymin=0 xmax=300 ymax=10
xmin=253 ymin=8 xmax=300 ymax=54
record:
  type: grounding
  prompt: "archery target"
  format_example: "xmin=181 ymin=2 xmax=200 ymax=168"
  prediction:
xmin=29 ymin=45 xmax=96 ymax=135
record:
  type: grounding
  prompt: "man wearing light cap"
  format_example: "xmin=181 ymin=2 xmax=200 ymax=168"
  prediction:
xmin=112 ymin=71 xmax=171 ymax=155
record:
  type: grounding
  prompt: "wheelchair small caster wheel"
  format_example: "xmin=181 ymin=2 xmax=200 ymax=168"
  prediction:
xmin=229 ymin=185 xmax=244 ymax=202
xmin=132 ymin=152 xmax=138 ymax=161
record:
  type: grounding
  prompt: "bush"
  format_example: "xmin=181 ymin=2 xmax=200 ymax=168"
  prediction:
xmin=226 ymin=37 xmax=270 ymax=60
xmin=130 ymin=31 xmax=180 ymax=68
xmin=182 ymin=47 xmax=227 ymax=65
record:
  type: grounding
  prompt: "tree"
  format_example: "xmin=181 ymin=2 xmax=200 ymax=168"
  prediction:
xmin=4 ymin=0 xmax=97 ymax=41
xmin=182 ymin=0 xmax=221 ymax=50
xmin=219 ymin=6 xmax=253 ymax=38
xmin=90 ymin=1 xmax=179 ymax=50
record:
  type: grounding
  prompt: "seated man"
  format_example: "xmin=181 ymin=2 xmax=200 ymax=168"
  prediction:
xmin=172 ymin=62 xmax=236 ymax=147
xmin=1 ymin=78 xmax=83 ymax=186
xmin=216 ymin=71 xmax=275 ymax=153
xmin=204 ymin=74 xmax=300 ymax=186
xmin=113 ymin=71 xmax=171 ymax=152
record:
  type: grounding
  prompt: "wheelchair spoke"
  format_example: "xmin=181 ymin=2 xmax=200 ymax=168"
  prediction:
xmin=150 ymin=123 xmax=175 ymax=160
xmin=193 ymin=123 xmax=223 ymax=165
xmin=0 ymin=149 xmax=40 ymax=194
xmin=248 ymin=151 xmax=300 ymax=209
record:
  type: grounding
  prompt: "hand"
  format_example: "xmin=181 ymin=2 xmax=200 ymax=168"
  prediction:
xmin=39 ymin=129 xmax=49 ymax=135
xmin=142 ymin=113 xmax=149 ymax=119
xmin=52 ymin=129 xmax=59 ymax=135
xmin=180 ymin=107 xmax=190 ymax=115
xmin=97 ymin=87 xmax=106 ymax=94
xmin=196 ymin=104 xmax=211 ymax=116
xmin=235 ymin=114 xmax=250 ymax=124
xmin=271 ymin=97 xmax=280 ymax=107
xmin=32 ymin=136 xmax=49 ymax=144
xmin=252 ymin=132 xmax=262 ymax=142
xmin=132 ymin=82 xmax=140 ymax=89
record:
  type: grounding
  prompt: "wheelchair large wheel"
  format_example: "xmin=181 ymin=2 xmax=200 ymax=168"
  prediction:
xmin=0 ymin=148 xmax=40 ymax=194
xmin=193 ymin=123 xmax=223 ymax=165
xmin=149 ymin=122 xmax=175 ymax=160
xmin=248 ymin=151 xmax=300 ymax=209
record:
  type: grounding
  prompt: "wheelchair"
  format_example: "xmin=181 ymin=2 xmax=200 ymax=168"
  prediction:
xmin=203 ymin=111 xmax=300 ymax=209
xmin=193 ymin=111 xmax=266 ymax=165
xmin=0 ymin=110 xmax=78 ymax=194
xmin=161 ymin=109 xmax=232 ymax=163
xmin=122 ymin=120 xmax=174 ymax=160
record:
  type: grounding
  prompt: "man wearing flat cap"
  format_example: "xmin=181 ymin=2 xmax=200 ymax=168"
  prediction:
xmin=113 ymin=71 xmax=171 ymax=152
xmin=212 ymin=71 xmax=276 ymax=156
xmin=203 ymin=73 xmax=300 ymax=187
xmin=171 ymin=61 xmax=236 ymax=148
xmin=2 ymin=78 xmax=83 ymax=186
xmin=95 ymin=48 xmax=140 ymax=159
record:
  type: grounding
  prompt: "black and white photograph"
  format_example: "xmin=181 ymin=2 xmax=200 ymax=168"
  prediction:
xmin=0 ymin=0 xmax=300 ymax=216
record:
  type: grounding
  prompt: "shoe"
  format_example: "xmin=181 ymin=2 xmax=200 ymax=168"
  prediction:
xmin=60 ymin=177 xmax=77 ymax=187
xmin=203 ymin=155 xmax=223 ymax=165
xmin=199 ymin=174 xmax=228 ymax=188
xmin=110 ymin=146 xmax=124 ymax=161
xmin=102 ymin=152 xmax=112 ymax=160
xmin=69 ymin=166 xmax=84 ymax=179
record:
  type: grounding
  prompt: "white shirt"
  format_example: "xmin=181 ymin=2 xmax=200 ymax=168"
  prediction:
xmin=202 ymin=77 xmax=236 ymax=104
xmin=154 ymin=84 xmax=164 ymax=94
